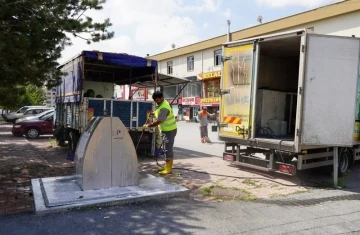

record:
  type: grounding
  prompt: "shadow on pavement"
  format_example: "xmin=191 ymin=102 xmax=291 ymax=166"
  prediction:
xmin=0 ymin=123 xmax=74 ymax=214
xmin=0 ymin=198 xmax=210 ymax=234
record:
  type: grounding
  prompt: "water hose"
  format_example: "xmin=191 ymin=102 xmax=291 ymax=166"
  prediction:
xmin=135 ymin=115 xmax=164 ymax=168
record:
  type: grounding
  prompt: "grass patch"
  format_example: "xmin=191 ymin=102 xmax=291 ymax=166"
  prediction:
xmin=201 ymin=186 xmax=215 ymax=197
xmin=49 ymin=138 xmax=57 ymax=147
xmin=200 ymin=185 xmax=258 ymax=201
xmin=337 ymin=170 xmax=351 ymax=188
xmin=242 ymin=179 xmax=262 ymax=189
xmin=236 ymin=189 xmax=258 ymax=201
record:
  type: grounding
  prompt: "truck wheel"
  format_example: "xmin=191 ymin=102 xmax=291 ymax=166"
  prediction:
xmin=68 ymin=131 xmax=79 ymax=154
xmin=338 ymin=148 xmax=352 ymax=176
xmin=26 ymin=127 xmax=40 ymax=139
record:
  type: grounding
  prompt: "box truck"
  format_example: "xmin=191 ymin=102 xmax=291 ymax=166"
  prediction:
xmin=219 ymin=29 xmax=360 ymax=176
xmin=53 ymin=51 xmax=187 ymax=155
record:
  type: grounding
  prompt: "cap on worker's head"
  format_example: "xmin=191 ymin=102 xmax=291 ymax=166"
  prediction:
xmin=152 ymin=91 xmax=164 ymax=100
xmin=202 ymin=106 xmax=207 ymax=111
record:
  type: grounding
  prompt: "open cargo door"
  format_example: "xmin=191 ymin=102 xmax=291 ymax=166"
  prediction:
xmin=219 ymin=43 xmax=257 ymax=139
xmin=301 ymin=34 xmax=360 ymax=147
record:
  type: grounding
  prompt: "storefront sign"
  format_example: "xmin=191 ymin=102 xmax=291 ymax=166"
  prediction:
xmin=198 ymin=71 xmax=221 ymax=80
xmin=131 ymin=88 xmax=146 ymax=101
xmin=201 ymin=97 xmax=220 ymax=103
xmin=182 ymin=97 xmax=196 ymax=105
xmin=166 ymin=99 xmax=178 ymax=104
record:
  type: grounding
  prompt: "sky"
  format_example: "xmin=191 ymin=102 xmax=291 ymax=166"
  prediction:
xmin=59 ymin=0 xmax=342 ymax=64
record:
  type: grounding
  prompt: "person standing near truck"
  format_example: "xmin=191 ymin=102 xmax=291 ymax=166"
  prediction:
xmin=143 ymin=91 xmax=177 ymax=175
xmin=198 ymin=106 xmax=216 ymax=143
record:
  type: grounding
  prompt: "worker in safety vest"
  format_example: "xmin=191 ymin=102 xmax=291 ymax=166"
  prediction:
xmin=143 ymin=91 xmax=177 ymax=175
xmin=198 ymin=106 xmax=216 ymax=143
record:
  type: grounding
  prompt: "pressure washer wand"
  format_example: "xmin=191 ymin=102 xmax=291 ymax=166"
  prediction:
xmin=135 ymin=114 xmax=164 ymax=168
xmin=135 ymin=115 xmax=151 ymax=151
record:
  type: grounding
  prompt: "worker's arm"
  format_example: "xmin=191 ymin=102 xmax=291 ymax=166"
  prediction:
xmin=148 ymin=109 xmax=169 ymax=128
xmin=198 ymin=111 xmax=203 ymax=125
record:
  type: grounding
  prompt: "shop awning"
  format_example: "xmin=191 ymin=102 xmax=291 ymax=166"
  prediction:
xmin=131 ymin=73 xmax=190 ymax=88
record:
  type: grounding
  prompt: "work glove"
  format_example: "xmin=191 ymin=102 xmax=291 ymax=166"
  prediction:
xmin=142 ymin=124 xmax=148 ymax=130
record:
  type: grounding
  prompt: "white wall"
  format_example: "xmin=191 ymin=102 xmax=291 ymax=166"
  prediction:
xmin=158 ymin=11 xmax=360 ymax=80
xmin=274 ymin=11 xmax=360 ymax=37
xmin=44 ymin=87 xmax=56 ymax=107
xmin=158 ymin=46 xmax=222 ymax=79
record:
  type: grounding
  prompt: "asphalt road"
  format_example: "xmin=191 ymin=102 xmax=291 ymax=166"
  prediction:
xmin=2 ymin=191 xmax=360 ymax=235
xmin=2 ymin=122 xmax=360 ymax=234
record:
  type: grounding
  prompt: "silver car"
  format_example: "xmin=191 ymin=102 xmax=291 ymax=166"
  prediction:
xmin=15 ymin=109 xmax=54 ymax=123
xmin=4 ymin=106 xmax=51 ymax=123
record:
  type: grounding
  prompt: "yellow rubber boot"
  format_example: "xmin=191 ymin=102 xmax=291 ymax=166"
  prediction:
xmin=159 ymin=160 xmax=173 ymax=175
xmin=157 ymin=166 xmax=165 ymax=171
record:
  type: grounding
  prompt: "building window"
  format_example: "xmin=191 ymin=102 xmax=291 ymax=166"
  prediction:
xmin=187 ymin=56 xmax=194 ymax=71
xmin=167 ymin=61 xmax=173 ymax=74
xmin=163 ymin=85 xmax=177 ymax=99
xmin=205 ymin=79 xmax=220 ymax=98
xmin=182 ymin=82 xmax=201 ymax=97
xmin=307 ymin=27 xmax=314 ymax=32
xmin=214 ymin=50 xmax=222 ymax=66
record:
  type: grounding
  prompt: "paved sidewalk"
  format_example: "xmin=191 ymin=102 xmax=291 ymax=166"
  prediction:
xmin=0 ymin=122 xmax=73 ymax=214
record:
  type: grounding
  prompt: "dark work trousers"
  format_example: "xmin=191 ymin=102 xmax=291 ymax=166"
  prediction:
xmin=200 ymin=126 xmax=208 ymax=138
xmin=162 ymin=128 xmax=177 ymax=160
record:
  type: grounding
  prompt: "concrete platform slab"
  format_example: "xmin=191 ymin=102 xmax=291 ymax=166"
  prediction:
xmin=32 ymin=172 xmax=189 ymax=214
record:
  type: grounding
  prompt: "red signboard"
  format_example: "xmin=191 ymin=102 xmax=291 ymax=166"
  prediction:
xmin=166 ymin=99 xmax=178 ymax=104
xmin=182 ymin=97 xmax=196 ymax=105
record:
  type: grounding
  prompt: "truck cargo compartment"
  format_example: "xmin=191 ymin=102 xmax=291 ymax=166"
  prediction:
xmin=255 ymin=36 xmax=301 ymax=143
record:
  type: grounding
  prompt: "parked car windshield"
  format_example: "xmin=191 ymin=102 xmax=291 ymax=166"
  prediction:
xmin=37 ymin=109 xmax=53 ymax=118
xmin=16 ymin=107 xmax=29 ymax=113
xmin=39 ymin=112 xmax=53 ymax=120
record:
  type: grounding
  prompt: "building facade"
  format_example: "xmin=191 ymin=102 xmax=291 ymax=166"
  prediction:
xmin=44 ymin=87 xmax=56 ymax=107
xmin=149 ymin=0 xmax=360 ymax=121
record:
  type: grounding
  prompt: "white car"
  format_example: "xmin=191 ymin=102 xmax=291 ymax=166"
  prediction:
xmin=15 ymin=109 xmax=54 ymax=123
xmin=4 ymin=106 xmax=50 ymax=123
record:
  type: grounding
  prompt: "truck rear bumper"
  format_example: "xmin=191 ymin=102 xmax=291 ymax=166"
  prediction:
xmin=219 ymin=135 xmax=296 ymax=152
xmin=223 ymin=149 xmax=296 ymax=176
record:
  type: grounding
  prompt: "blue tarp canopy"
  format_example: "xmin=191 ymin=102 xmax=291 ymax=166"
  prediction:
xmin=56 ymin=51 xmax=189 ymax=103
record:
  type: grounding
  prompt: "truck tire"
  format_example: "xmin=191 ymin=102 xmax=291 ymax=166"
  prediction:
xmin=338 ymin=148 xmax=352 ymax=176
xmin=68 ymin=131 xmax=79 ymax=154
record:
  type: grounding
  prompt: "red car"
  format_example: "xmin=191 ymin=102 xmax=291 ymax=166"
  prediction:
xmin=12 ymin=111 xmax=54 ymax=138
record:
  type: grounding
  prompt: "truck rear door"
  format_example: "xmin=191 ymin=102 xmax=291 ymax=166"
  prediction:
xmin=300 ymin=34 xmax=360 ymax=147
xmin=219 ymin=43 xmax=257 ymax=139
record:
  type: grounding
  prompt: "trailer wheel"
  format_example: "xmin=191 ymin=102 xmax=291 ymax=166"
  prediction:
xmin=338 ymin=148 xmax=352 ymax=176
xmin=68 ymin=131 xmax=79 ymax=154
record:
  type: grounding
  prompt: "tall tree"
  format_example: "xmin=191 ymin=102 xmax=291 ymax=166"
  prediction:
xmin=0 ymin=0 xmax=114 ymax=100
xmin=0 ymin=85 xmax=46 ymax=110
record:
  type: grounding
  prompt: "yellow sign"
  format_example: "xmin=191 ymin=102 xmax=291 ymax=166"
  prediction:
xmin=201 ymin=97 xmax=220 ymax=103
xmin=200 ymin=71 xmax=221 ymax=80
